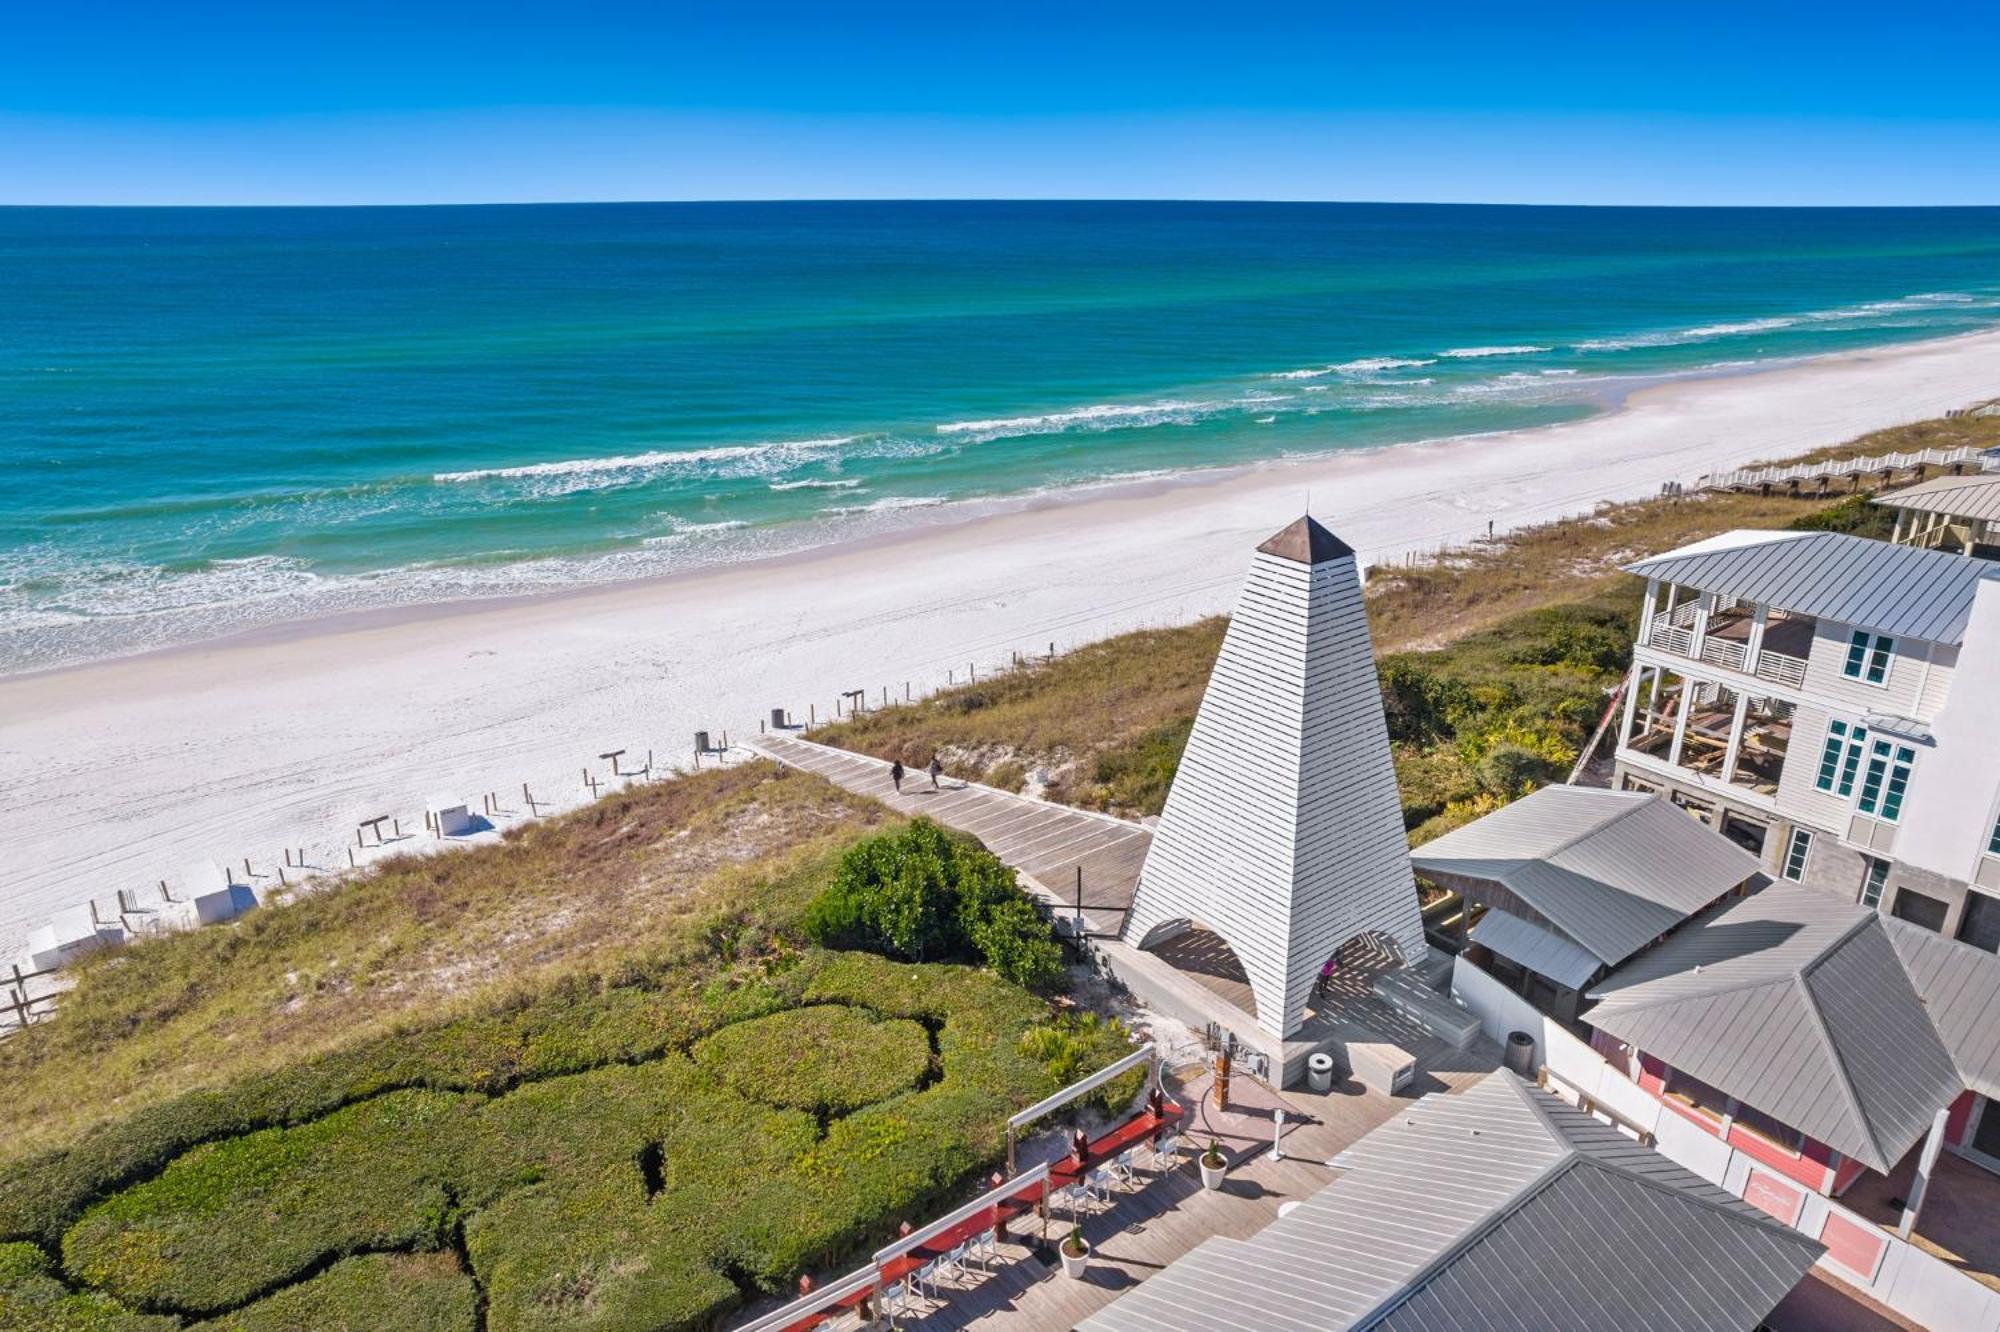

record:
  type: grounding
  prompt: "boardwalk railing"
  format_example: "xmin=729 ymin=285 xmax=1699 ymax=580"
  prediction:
xmin=1696 ymin=445 xmax=1989 ymax=494
xmin=0 ymin=962 xmax=61 ymax=1040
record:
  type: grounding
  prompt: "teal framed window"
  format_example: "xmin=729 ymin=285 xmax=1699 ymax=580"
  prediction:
xmin=1856 ymin=739 xmax=1915 ymax=823
xmin=1814 ymin=720 xmax=1868 ymax=797
xmin=1843 ymin=630 xmax=1894 ymax=685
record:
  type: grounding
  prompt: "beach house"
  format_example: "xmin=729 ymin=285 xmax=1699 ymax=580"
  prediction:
xmin=1408 ymin=784 xmax=1762 ymax=1023
xmin=1612 ymin=528 xmax=2000 ymax=946
xmin=1077 ymin=1068 xmax=1824 ymax=1332
xmin=1583 ymin=883 xmax=2000 ymax=1288
xmin=1876 ymin=469 xmax=2000 ymax=559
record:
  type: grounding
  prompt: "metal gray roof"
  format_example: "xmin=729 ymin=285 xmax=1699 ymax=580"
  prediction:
xmin=1882 ymin=915 xmax=2000 ymax=1101
xmin=1623 ymin=529 xmax=2000 ymax=645
xmin=1586 ymin=885 xmax=1965 ymax=1172
xmin=1410 ymin=786 xmax=1760 ymax=968
xmin=1468 ymin=910 xmax=1603 ymax=990
xmin=1078 ymin=1071 xmax=1819 ymax=1332
xmin=1875 ymin=472 xmax=2000 ymax=523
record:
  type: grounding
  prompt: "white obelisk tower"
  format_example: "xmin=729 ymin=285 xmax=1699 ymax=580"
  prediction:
xmin=1122 ymin=516 xmax=1424 ymax=1037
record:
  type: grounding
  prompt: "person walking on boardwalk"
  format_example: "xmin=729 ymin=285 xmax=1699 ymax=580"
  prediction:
xmin=890 ymin=759 xmax=905 ymax=794
xmin=928 ymin=755 xmax=943 ymax=790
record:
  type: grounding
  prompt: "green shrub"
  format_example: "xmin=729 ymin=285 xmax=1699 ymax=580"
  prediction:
xmin=18 ymin=951 xmax=1061 ymax=1331
xmin=1018 ymin=1012 xmax=1144 ymax=1116
xmin=0 ymin=1241 xmax=176 ymax=1332
xmin=692 ymin=1006 xmax=931 ymax=1116
xmin=802 ymin=821 xmax=1065 ymax=990
xmin=187 ymin=1252 xmax=478 ymax=1332
xmin=62 ymin=1091 xmax=475 ymax=1314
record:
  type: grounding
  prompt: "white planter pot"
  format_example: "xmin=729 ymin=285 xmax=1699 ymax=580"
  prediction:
xmin=1060 ymin=1238 xmax=1091 ymax=1278
xmin=1199 ymin=1156 xmax=1227 ymax=1190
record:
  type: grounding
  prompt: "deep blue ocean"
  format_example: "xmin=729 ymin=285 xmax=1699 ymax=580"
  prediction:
xmin=5 ymin=201 xmax=2000 ymax=671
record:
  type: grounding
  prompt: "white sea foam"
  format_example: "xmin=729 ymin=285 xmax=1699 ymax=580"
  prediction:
xmin=1438 ymin=345 xmax=1552 ymax=359
xmin=1574 ymin=291 xmax=1997 ymax=353
xmin=935 ymin=400 xmax=1217 ymax=438
xmin=434 ymin=438 xmax=857 ymax=486
xmin=768 ymin=477 xmax=864 ymax=491
xmin=1271 ymin=356 xmax=1435 ymax=379
xmin=825 ymin=495 xmax=948 ymax=516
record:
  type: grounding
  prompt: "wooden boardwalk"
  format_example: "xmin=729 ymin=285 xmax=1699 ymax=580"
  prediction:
xmin=752 ymin=735 xmax=1150 ymax=935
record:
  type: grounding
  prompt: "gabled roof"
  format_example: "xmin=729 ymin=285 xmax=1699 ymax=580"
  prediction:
xmin=1624 ymin=529 xmax=2000 ymax=645
xmin=1077 ymin=1071 xmax=1821 ymax=1332
xmin=1882 ymin=915 xmax=2000 ymax=1101
xmin=1875 ymin=471 xmax=2000 ymax=523
xmin=1586 ymin=885 xmax=1965 ymax=1172
xmin=1468 ymin=909 xmax=1604 ymax=990
xmin=1257 ymin=514 xmax=1355 ymax=565
xmin=1409 ymin=786 xmax=1760 ymax=969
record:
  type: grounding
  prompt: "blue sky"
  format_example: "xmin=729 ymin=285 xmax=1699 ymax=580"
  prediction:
xmin=4 ymin=2 xmax=1997 ymax=205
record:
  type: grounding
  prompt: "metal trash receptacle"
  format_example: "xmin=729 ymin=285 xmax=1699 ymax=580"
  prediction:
xmin=694 ymin=730 xmax=711 ymax=754
xmin=1306 ymin=1052 xmax=1336 ymax=1093
xmin=1504 ymin=1030 xmax=1536 ymax=1077
xmin=770 ymin=707 xmax=787 ymax=730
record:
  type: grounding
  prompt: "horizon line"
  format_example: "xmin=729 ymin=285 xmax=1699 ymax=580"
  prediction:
xmin=6 ymin=196 xmax=2000 ymax=211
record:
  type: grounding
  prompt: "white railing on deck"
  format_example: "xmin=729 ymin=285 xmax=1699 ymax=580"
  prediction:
xmin=1755 ymin=651 xmax=1808 ymax=689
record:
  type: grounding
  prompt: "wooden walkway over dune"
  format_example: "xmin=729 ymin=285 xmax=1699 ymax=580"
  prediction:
xmin=750 ymin=735 xmax=1150 ymax=935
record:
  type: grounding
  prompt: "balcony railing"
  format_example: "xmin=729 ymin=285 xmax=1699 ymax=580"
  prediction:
xmin=1642 ymin=613 xmax=1808 ymax=690
xmin=1700 ymin=637 xmax=1747 ymax=673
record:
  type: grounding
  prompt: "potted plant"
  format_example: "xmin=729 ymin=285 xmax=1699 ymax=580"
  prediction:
xmin=1059 ymin=1225 xmax=1091 ymax=1278
xmin=1198 ymin=1138 xmax=1227 ymax=1190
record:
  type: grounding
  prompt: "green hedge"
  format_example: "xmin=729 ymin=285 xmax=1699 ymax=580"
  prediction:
xmin=0 ymin=980 xmax=716 ymax=1249
xmin=63 ymin=1090 xmax=474 ymax=1315
xmin=0 ymin=1242 xmax=175 ymax=1332
xmin=19 ymin=950 xmax=1079 ymax=1331
xmin=692 ymin=1006 xmax=931 ymax=1117
xmin=186 ymin=1252 xmax=478 ymax=1332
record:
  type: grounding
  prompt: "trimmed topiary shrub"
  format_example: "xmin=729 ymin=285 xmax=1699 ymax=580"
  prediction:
xmin=61 ymin=1091 xmax=475 ymax=1315
xmin=692 ymin=1006 xmax=931 ymax=1117
xmin=0 ymin=1240 xmax=176 ymax=1332
xmin=186 ymin=1252 xmax=478 ymax=1332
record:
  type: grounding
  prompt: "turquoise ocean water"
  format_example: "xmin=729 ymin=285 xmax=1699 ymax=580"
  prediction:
xmin=5 ymin=202 xmax=2000 ymax=673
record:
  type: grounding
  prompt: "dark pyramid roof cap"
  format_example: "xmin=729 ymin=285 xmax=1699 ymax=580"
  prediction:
xmin=1257 ymin=515 xmax=1355 ymax=565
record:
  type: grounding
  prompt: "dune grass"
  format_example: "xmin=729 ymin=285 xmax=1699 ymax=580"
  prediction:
xmin=1 ymin=765 xmax=1137 ymax=1330
xmin=0 ymin=762 xmax=887 ymax=1165
xmin=814 ymin=447 xmax=1917 ymax=817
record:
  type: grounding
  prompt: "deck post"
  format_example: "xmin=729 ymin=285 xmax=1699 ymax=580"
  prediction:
xmin=1897 ymin=1106 xmax=1952 ymax=1238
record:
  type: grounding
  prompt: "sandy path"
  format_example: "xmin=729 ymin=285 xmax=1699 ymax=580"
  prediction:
xmin=4 ymin=330 xmax=1996 ymax=957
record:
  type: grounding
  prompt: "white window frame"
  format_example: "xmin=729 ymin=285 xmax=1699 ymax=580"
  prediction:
xmin=1780 ymin=828 xmax=1814 ymax=882
xmin=1842 ymin=629 xmax=1895 ymax=687
xmin=1814 ymin=720 xmax=1868 ymax=797
xmin=1856 ymin=738 xmax=1916 ymax=823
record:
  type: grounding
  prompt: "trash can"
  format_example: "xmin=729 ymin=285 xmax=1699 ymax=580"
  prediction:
xmin=770 ymin=707 xmax=787 ymax=730
xmin=1306 ymin=1052 xmax=1336 ymax=1094
xmin=1504 ymin=1030 xmax=1536 ymax=1078
xmin=694 ymin=730 xmax=711 ymax=754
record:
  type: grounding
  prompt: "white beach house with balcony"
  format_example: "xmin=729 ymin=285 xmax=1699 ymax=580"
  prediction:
xmin=1613 ymin=528 xmax=2000 ymax=947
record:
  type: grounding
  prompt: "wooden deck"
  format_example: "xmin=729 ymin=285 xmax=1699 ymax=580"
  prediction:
xmin=782 ymin=1063 xmax=1494 ymax=1332
xmin=752 ymin=735 xmax=1150 ymax=935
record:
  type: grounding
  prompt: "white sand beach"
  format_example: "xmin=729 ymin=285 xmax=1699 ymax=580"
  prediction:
xmin=4 ymin=329 xmax=1997 ymax=959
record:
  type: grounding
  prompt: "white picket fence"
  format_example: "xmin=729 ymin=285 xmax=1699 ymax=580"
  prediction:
xmin=1450 ymin=957 xmax=2000 ymax=1332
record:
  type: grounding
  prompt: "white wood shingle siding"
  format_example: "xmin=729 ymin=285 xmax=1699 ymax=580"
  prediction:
xmin=1122 ymin=519 xmax=1425 ymax=1037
